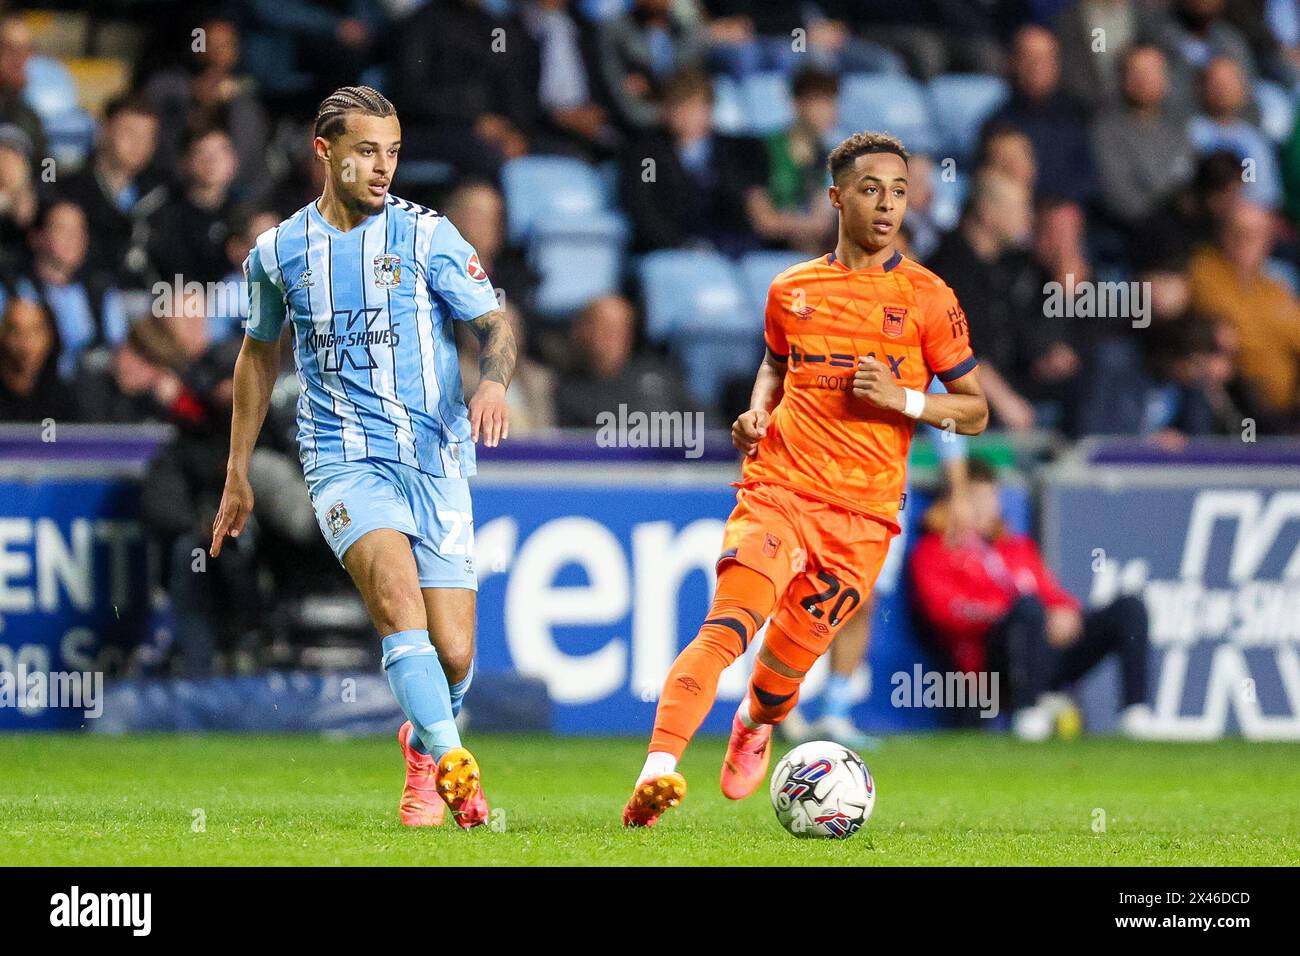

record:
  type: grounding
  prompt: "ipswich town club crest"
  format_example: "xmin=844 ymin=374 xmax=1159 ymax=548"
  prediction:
xmin=762 ymin=532 xmax=781 ymax=558
xmin=326 ymin=501 xmax=351 ymax=538
xmin=373 ymin=254 xmax=402 ymax=288
xmin=882 ymin=306 xmax=907 ymax=337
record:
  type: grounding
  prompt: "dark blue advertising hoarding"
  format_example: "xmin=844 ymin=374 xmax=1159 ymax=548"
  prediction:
xmin=1044 ymin=468 xmax=1300 ymax=739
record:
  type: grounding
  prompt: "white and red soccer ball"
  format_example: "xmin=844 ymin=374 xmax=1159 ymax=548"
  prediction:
xmin=770 ymin=741 xmax=876 ymax=839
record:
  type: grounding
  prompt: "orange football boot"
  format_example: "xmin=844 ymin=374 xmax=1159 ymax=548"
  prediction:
xmin=622 ymin=772 xmax=687 ymax=827
xmin=434 ymin=745 xmax=482 ymax=818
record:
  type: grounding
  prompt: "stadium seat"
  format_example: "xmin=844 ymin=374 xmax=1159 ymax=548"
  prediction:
xmin=712 ymin=74 xmax=747 ymax=134
xmin=737 ymin=250 xmax=808 ymax=315
xmin=1253 ymin=80 xmax=1296 ymax=143
xmin=501 ymin=156 xmax=610 ymax=246
xmin=638 ymin=249 xmax=751 ymax=342
xmin=673 ymin=331 xmax=766 ymax=408
xmin=927 ymin=74 xmax=1009 ymax=160
xmin=23 ymin=55 xmax=80 ymax=118
xmin=639 ymin=250 xmax=757 ymax=407
xmin=836 ymin=73 xmax=939 ymax=154
xmin=740 ymin=71 xmax=794 ymax=135
xmin=23 ymin=54 xmax=94 ymax=168
xmin=855 ymin=44 xmax=909 ymax=76
xmin=930 ymin=169 xmax=969 ymax=231
xmin=577 ymin=0 xmax=633 ymax=21
xmin=529 ymin=212 xmax=626 ymax=319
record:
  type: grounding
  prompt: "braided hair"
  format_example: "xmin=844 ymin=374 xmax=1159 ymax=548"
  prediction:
xmin=313 ymin=86 xmax=396 ymax=141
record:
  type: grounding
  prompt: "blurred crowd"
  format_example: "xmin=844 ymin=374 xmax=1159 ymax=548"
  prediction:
xmin=1 ymin=0 xmax=1299 ymax=438
xmin=0 ymin=0 xmax=1298 ymax=664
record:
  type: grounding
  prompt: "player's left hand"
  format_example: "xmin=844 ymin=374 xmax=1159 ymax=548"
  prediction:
xmin=469 ymin=381 xmax=509 ymax=447
xmin=852 ymin=356 xmax=905 ymax=412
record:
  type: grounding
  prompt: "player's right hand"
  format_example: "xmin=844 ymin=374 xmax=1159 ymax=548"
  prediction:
xmin=732 ymin=409 xmax=769 ymax=456
xmin=210 ymin=470 xmax=254 ymax=558
xmin=469 ymin=380 xmax=510 ymax=447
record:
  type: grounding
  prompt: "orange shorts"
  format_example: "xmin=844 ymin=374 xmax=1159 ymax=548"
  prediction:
xmin=718 ymin=482 xmax=894 ymax=665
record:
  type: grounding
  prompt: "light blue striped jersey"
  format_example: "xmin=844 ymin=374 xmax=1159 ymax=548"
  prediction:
xmin=244 ymin=194 xmax=499 ymax=478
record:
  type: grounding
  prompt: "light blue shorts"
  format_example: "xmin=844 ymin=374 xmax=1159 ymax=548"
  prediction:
xmin=304 ymin=458 xmax=477 ymax=591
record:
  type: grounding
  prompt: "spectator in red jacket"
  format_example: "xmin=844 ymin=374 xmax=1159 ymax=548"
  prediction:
xmin=908 ymin=458 xmax=1153 ymax=740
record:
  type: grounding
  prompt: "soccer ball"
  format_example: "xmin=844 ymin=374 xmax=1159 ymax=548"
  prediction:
xmin=769 ymin=740 xmax=875 ymax=839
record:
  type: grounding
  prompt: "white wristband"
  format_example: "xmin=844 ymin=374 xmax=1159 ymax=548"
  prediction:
xmin=902 ymin=387 xmax=926 ymax=420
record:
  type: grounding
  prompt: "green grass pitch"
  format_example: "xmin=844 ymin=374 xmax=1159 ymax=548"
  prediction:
xmin=1 ymin=733 xmax=1297 ymax=866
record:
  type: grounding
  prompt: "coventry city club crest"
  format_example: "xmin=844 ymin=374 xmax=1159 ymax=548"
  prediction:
xmin=326 ymin=501 xmax=351 ymax=538
xmin=373 ymin=254 xmax=401 ymax=288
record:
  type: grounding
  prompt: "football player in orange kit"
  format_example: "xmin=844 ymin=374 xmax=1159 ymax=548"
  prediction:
xmin=623 ymin=131 xmax=990 ymax=827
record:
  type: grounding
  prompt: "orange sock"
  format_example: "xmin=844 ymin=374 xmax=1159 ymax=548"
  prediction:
xmin=649 ymin=564 xmax=775 ymax=758
xmin=746 ymin=655 xmax=804 ymax=725
xmin=746 ymin=622 xmax=813 ymax=725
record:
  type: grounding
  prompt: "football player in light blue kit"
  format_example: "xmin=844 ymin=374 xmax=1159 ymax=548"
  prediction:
xmin=210 ymin=87 xmax=517 ymax=828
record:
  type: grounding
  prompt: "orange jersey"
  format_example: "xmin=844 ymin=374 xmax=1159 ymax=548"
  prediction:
xmin=739 ymin=250 xmax=977 ymax=532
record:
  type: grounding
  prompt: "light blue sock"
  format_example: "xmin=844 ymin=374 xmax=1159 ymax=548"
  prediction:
xmin=822 ymin=672 xmax=856 ymax=721
xmin=381 ymin=629 xmax=461 ymax=758
xmin=448 ymin=661 xmax=474 ymax=719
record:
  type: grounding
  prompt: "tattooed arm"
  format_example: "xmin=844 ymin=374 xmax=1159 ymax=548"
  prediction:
xmin=464 ymin=308 xmax=518 ymax=446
